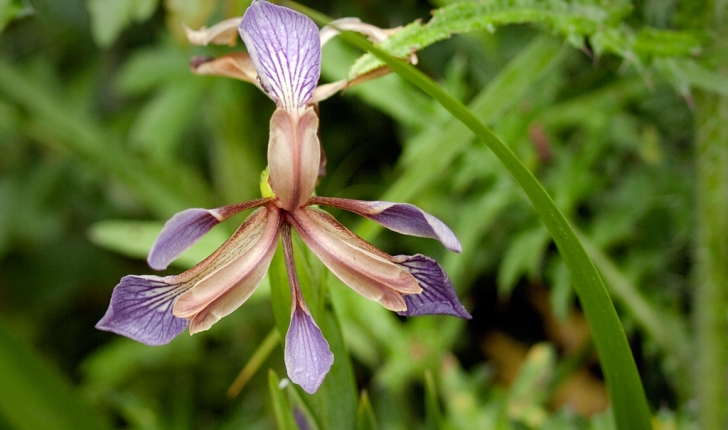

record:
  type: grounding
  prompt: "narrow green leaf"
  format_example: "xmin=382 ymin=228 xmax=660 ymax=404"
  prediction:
xmin=423 ymin=370 xmax=443 ymax=430
xmin=268 ymin=370 xmax=298 ymax=430
xmin=577 ymin=229 xmax=692 ymax=395
xmin=0 ymin=320 xmax=111 ymax=430
xmin=328 ymin=26 xmax=652 ymax=430
xmin=356 ymin=391 xmax=379 ymax=430
xmin=228 ymin=329 xmax=281 ymax=398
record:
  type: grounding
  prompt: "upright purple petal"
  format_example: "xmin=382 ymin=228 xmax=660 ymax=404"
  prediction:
xmin=308 ymin=197 xmax=462 ymax=252
xmin=96 ymin=275 xmax=190 ymax=345
xmin=284 ymin=307 xmax=334 ymax=394
xmin=148 ymin=199 xmax=270 ymax=270
xmin=394 ymin=254 xmax=472 ymax=319
xmin=239 ymin=1 xmax=321 ymax=112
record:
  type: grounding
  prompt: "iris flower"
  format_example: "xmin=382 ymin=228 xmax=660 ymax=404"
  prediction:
xmin=97 ymin=0 xmax=470 ymax=394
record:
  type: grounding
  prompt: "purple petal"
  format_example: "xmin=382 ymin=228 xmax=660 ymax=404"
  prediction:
xmin=294 ymin=408 xmax=312 ymax=430
xmin=148 ymin=199 xmax=270 ymax=270
xmin=284 ymin=307 xmax=334 ymax=394
xmin=394 ymin=254 xmax=471 ymax=319
xmin=148 ymin=209 xmax=220 ymax=270
xmin=96 ymin=275 xmax=190 ymax=345
xmin=239 ymin=1 xmax=321 ymax=111
xmin=308 ymin=197 xmax=462 ymax=252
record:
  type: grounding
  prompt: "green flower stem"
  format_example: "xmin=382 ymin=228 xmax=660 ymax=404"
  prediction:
xmin=694 ymin=90 xmax=728 ymax=430
xmin=227 ymin=329 xmax=280 ymax=398
xmin=286 ymin=3 xmax=652 ymax=428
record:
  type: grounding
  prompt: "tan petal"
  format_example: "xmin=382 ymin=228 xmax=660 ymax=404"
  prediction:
xmin=184 ymin=18 xmax=242 ymax=46
xmin=173 ymin=207 xmax=281 ymax=330
xmin=319 ymin=18 xmax=403 ymax=46
xmin=312 ymin=80 xmax=348 ymax=104
xmin=190 ymin=53 xmax=260 ymax=85
xmin=187 ymin=251 xmax=273 ymax=334
xmin=268 ymin=107 xmax=321 ymax=211
xmin=289 ymin=207 xmax=421 ymax=311
xmin=310 ymin=66 xmax=392 ymax=103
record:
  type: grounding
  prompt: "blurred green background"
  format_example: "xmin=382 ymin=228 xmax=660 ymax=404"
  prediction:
xmin=1 ymin=0 xmax=727 ymax=428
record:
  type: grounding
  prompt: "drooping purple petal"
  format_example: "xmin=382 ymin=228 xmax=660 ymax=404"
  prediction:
xmin=239 ymin=1 xmax=321 ymax=112
xmin=148 ymin=209 xmax=220 ymax=270
xmin=148 ymin=199 xmax=270 ymax=270
xmin=284 ymin=306 xmax=334 ymax=394
xmin=394 ymin=254 xmax=471 ymax=319
xmin=308 ymin=197 xmax=462 ymax=252
xmin=96 ymin=275 xmax=190 ymax=345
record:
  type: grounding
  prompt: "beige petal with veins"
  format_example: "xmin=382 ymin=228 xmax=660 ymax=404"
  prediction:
xmin=289 ymin=207 xmax=421 ymax=311
xmin=184 ymin=18 xmax=242 ymax=46
xmin=173 ymin=207 xmax=281 ymax=333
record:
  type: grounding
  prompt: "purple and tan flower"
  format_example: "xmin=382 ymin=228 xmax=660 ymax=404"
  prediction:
xmin=96 ymin=0 xmax=469 ymax=394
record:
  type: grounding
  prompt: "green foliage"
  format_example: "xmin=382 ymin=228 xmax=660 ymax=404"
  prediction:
xmin=86 ymin=0 xmax=159 ymax=47
xmin=348 ymin=0 xmax=701 ymax=80
xmin=1 ymin=0 xmax=726 ymax=428
xmin=339 ymin=28 xmax=652 ymax=429
xmin=0 ymin=0 xmax=32 ymax=32
xmin=0 ymin=320 xmax=111 ymax=430
xmin=88 ymin=220 xmax=228 ymax=268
